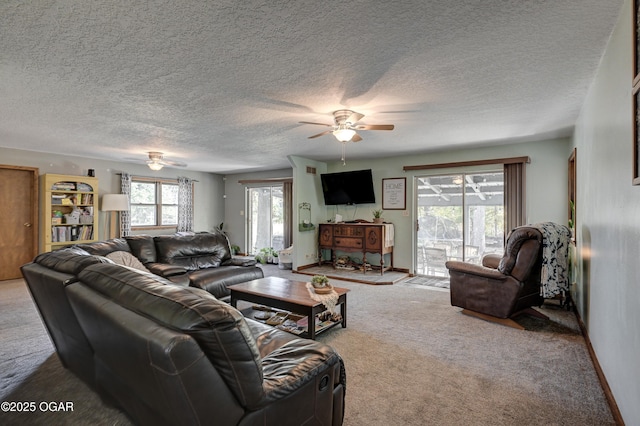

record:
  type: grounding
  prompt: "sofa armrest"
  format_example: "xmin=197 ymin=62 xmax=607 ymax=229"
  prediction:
xmin=261 ymin=339 xmax=344 ymax=404
xmin=481 ymin=254 xmax=501 ymax=269
xmin=445 ymin=261 xmax=507 ymax=280
xmin=145 ymin=262 xmax=188 ymax=278
xmin=223 ymin=257 xmax=258 ymax=267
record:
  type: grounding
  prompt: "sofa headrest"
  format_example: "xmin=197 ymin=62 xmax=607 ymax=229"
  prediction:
xmin=77 ymin=263 xmax=265 ymax=408
xmin=154 ymin=232 xmax=232 ymax=271
xmin=498 ymin=226 xmax=542 ymax=277
xmin=34 ymin=247 xmax=113 ymax=276
xmin=124 ymin=235 xmax=157 ymax=264
xmin=74 ymin=238 xmax=130 ymax=257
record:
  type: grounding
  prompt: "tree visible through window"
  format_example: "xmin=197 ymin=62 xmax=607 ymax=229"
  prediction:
xmin=130 ymin=178 xmax=179 ymax=227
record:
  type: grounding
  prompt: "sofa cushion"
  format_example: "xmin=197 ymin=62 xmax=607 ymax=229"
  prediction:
xmin=498 ymin=227 xmax=542 ymax=276
xmin=34 ymin=247 xmax=113 ymax=276
xmin=188 ymin=266 xmax=264 ymax=298
xmin=106 ymin=251 xmax=150 ymax=273
xmin=125 ymin=235 xmax=157 ymax=264
xmin=154 ymin=232 xmax=232 ymax=271
xmin=77 ymin=263 xmax=266 ymax=409
xmin=75 ymin=238 xmax=130 ymax=256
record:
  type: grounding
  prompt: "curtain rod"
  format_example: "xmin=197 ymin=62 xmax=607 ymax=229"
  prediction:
xmin=115 ymin=172 xmax=198 ymax=182
xmin=403 ymin=156 xmax=531 ymax=172
xmin=238 ymin=177 xmax=293 ymax=184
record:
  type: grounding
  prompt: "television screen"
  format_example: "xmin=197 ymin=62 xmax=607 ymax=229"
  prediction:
xmin=320 ymin=169 xmax=376 ymax=205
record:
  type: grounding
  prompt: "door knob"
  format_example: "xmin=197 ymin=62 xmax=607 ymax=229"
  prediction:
xmin=24 ymin=223 xmax=32 ymax=227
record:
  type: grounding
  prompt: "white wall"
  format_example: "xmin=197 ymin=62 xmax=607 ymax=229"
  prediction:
xmin=0 ymin=147 xmax=225 ymax=241
xmin=573 ymin=1 xmax=639 ymax=423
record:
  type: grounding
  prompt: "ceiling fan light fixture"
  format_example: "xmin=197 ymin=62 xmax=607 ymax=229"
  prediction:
xmin=148 ymin=162 xmax=164 ymax=171
xmin=333 ymin=127 xmax=356 ymax=142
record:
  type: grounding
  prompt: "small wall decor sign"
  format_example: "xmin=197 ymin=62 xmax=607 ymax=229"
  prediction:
xmin=382 ymin=177 xmax=406 ymax=210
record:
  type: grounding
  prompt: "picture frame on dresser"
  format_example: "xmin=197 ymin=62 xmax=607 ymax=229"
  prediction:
xmin=382 ymin=177 xmax=406 ymax=210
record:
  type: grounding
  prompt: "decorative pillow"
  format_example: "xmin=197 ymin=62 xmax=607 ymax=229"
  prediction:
xmin=106 ymin=251 xmax=151 ymax=273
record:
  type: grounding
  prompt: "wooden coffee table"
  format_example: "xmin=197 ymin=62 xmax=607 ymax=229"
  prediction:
xmin=229 ymin=276 xmax=349 ymax=340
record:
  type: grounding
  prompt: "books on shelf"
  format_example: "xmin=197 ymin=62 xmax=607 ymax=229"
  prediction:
xmin=52 ymin=225 xmax=93 ymax=242
xmin=77 ymin=183 xmax=93 ymax=192
xmin=51 ymin=182 xmax=76 ymax=191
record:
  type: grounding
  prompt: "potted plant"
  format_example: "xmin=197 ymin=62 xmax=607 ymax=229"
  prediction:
xmin=230 ymin=244 xmax=240 ymax=256
xmin=255 ymin=247 xmax=269 ymax=264
xmin=311 ymin=274 xmax=329 ymax=289
xmin=256 ymin=247 xmax=278 ymax=264
xmin=372 ymin=209 xmax=384 ymax=224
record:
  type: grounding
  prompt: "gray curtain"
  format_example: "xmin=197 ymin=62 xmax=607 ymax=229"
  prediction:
xmin=504 ymin=162 xmax=526 ymax=238
xmin=177 ymin=177 xmax=194 ymax=232
xmin=120 ymin=172 xmax=132 ymax=237
xmin=283 ymin=181 xmax=293 ymax=248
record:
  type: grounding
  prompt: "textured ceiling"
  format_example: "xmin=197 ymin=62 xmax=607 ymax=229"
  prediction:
xmin=0 ymin=0 xmax=623 ymax=173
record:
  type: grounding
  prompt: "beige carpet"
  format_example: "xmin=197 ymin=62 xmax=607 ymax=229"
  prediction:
xmin=0 ymin=267 xmax=615 ymax=425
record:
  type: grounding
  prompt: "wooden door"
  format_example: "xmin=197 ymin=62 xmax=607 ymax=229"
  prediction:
xmin=0 ymin=166 xmax=39 ymax=280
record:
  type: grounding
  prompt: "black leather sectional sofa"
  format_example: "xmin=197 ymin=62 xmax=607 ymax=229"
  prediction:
xmin=75 ymin=231 xmax=264 ymax=300
xmin=20 ymin=235 xmax=346 ymax=425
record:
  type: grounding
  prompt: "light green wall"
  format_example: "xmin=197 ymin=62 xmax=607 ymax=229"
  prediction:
xmin=573 ymin=1 xmax=638 ymax=423
xmin=0 ymin=147 xmax=224 ymax=241
xmin=288 ymin=156 xmax=328 ymax=268
xmin=224 ymin=139 xmax=569 ymax=273
xmin=223 ymin=168 xmax=293 ymax=253
xmin=311 ymin=138 xmax=569 ymax=272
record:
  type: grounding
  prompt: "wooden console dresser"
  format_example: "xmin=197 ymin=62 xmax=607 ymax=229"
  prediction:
xmin=318 ymin=222 xmax=394 ymax=275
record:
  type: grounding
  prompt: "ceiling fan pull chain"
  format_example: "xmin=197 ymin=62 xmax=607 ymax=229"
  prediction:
xmin=341 ymin=142 xmax=346 ymax=165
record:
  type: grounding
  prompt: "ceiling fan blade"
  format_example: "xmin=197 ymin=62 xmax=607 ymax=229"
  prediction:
xmin=354 ymin=124 xmax=395 ymax=131
xmin=351 ymin=133 xmax=363 ymax=142
xmin=299 ymin=121 xmax=333 ymax=127
xmin=161 ymin=159 xmax=187 ymax=167
xmin=308 ymin=130 xmax=333 ymax=139
xmin=346 ymin=112 xmax=364 ymax=123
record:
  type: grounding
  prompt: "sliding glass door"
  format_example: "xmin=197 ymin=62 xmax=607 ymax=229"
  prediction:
xmin=415 ymin=172 xmax=504 ymax=276
xmin=247 ymin=186 xmax=284 ymax=254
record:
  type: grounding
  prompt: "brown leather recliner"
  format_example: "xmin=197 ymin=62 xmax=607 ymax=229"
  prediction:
xmin=445 ymin=226 xmax=547 ymax=329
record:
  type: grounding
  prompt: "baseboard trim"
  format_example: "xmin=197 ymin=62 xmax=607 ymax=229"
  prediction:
xmin=574 ymin=309 xmax=625 ymax=425
xmin=294 ymin=263 xmax=317 ymax=271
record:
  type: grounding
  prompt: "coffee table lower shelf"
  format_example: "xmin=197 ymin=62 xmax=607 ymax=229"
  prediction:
xmin=229 ymin=277 xmax=349 ymax=340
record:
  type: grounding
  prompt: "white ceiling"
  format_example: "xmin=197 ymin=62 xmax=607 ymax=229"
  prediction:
xmin=0 ymin=1 xmax=623 ymax=174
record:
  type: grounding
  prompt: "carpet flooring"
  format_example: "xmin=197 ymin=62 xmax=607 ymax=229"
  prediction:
xmin=296 ymin=264 xmax=409 ymax=284
xmin=400 ymin=275 xmax=450 ymax=289
xmin=0 ymin=267 xmax=615 ymax=425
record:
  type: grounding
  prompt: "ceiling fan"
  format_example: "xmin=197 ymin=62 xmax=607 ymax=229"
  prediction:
xmin=300 ymin=109 xmax=395 ymax=143
xmin=300 ymin=110 xmax=394 ymax=164
xmin=144 ymin=152 xmax=187 ymax=171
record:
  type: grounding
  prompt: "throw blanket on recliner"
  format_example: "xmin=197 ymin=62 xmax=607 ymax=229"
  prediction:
xmin=531 ymin=222 xmax=572 ymax=298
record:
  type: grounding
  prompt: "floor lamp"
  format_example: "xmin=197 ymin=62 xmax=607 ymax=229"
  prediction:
xmin=101 ymin=194 xmax=130 ymax=239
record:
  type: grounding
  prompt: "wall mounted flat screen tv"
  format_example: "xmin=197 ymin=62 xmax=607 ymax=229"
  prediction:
xmin=320 ymin=169 xmax=376 ymax=205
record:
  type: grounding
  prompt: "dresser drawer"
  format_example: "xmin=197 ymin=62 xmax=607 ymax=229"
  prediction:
xmin=334 ymin=237 xmax=363 ymax=249
xmin=334 ymin=226 xmax=365 ymax=237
